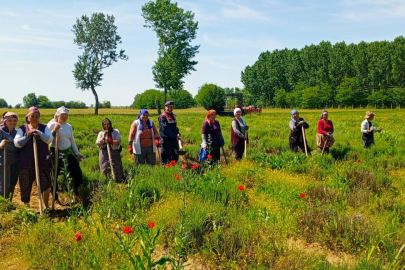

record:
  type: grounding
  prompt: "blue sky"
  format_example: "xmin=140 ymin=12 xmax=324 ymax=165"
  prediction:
xmin=1 ymin=0 xmax=405 ymax=107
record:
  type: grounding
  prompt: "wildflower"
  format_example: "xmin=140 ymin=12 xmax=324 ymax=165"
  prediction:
xmin=182 ymin=164 xmax=188 ymax=168
xmin=355 ymin=152 xmax=359 ymax=156
xmin=176 ymin=176 xmax=181 ymax=181
xmin=148 ymin=222 xmax=155 ymax=229
xmin=300 ymin=193 xmax=306 ymax=198
xmin=165 ymin=164 xmax=171 ymax=168
xmin=123 ymin=226 xmax=133 ymax=234
xmin=389 ymin=155 xmax=393 ymax=159
xmin=192 ymin=164 xmax=198 ymax=170
xmin=207 ymin=155 xmax=212 ymax=159
xmin=171 ymin=160 xmax=176 ymax=166
xmin=75 ymin=231 xmax=82 ymax=242
xmin=174 ymin=173 xmax=178 ymax=177
xmin=238 ymin=185 xmax=246 ymax=191
xmin=357 ymin=159 xmax=361 ymax=163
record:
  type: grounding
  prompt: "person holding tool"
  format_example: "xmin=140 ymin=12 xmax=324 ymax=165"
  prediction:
xmin=289 ymin=109 xmax=311 ymax=155
xmin=231 ymin=108 xmax=249 ymax=160
xmin=158 ymin=101 xmax=181 ymax=165
xmin=0 ymin=111 xmax=19 ymax=200
xmin=201 ymin=110 xmax=225 ymax=164
xmin=361 ymin=111 xmax=382 ymax=148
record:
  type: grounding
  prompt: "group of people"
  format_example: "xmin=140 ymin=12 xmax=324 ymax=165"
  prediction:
xmin=0 ymin=102 xmax=382 ymax=210
xmin=289 ymin=109 xmax=382 ymax=154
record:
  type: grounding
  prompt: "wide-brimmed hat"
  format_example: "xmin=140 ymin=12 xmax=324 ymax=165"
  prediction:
xmin=365 ymin=111 xmax=375 ymax=119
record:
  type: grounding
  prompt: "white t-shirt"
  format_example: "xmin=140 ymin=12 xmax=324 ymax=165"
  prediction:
xmin=47 ymin=121 xmax=80 ymax=155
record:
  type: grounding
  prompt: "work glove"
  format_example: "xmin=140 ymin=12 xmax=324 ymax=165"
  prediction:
xmin=155 ymin=139 xmax=160 ymax=147
xmin=107 ymin=138 xmax=113 ymax=144
xmin=128 ymin=145 xmax=133 ymax=154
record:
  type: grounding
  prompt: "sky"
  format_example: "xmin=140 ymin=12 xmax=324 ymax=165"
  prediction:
xmin=1 ymin=0 xmax=405 ymax=107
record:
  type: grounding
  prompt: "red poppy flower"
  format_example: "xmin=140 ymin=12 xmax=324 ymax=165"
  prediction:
xmin=171 ymin=160 xmax=176 ymax=166
xmin=389 ymin=155 xmax=393 ymax=159
xmin=207 ymin=155 xmax=212 ymax=159
xmin=238 ymin=185 xmax=246 ymax=191
xmin=165 ymin=164 xmax=171 ymax=168
xmin=174 ymin=173 xmax=178 ymax=177
xmin=148 ymin=222 xmax=155 ymax=229
xmin=182 ymin=164 xmax=188 ymax=168
xmin=355 ymin=152 xmax=359 ymax=156
xmin=357 ymin=159 xmax=361 ymax=163
xmin=192 ymin=164 xmax=198 ymax=170
xmin=300 ymin=193 xmax=306 ymax=198
xmin=176 ymin=176 xmax=181 ymax=180
xmin=75 ymin=231 xmax=82 ymax=242
xmin=123 ymin=226 xmax=133 ymax=234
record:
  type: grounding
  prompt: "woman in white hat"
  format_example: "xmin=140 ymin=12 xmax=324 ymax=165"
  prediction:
xmin=361 ymin=111 xmax=382 ymax=148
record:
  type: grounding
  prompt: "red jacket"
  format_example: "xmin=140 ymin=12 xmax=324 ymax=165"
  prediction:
xmin=317 ymin=119 xmax=334 ymax=135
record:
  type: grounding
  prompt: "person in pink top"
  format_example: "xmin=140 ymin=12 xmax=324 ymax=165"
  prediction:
xmin=316 ymin=111 xmax=335 ymax=154
xmin=128 ymin=109 xmax=160 ymax=165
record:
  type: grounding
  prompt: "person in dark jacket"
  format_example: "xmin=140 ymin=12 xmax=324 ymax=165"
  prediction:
xmin=0 ymin=112 xmax=20 ymax=200
xmin=289 ymin=109 xmax=311 ymax=154
xmin=202 ymin=110 xmax=224 ymax=163
xmin=158 ymin=101 xmax=181 ymax=165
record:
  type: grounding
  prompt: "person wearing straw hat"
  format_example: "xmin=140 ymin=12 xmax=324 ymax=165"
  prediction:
xmin=96 ymin=118 xmax=123 ymax=182
xmin=128 ymin=109 xmax=160 ymax=165
xmin=0 ymin=112 xmax=20 ymax=200
xmin=316 ymin=111 xmax=335 ymax=154
xmin=289 ymin=109 xmax=311 ymax=154
xmin=361 ymin=111 xmax=382 ymax=148
xmin=231 ymin=108 xmax=249 ymax=160
xmin=47 ymin=106 xmax=84 ymax=203
xmin=158 ymin=101 xmax=181 ymax=165
xmin=14 ymin=107 xmax=53 ymax=209
xmin=201 ymin=109 xmax=225 ymax=163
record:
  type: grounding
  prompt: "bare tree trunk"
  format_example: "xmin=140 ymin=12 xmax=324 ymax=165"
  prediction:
xmin=91 ymin=85 xmax=99 ymax=115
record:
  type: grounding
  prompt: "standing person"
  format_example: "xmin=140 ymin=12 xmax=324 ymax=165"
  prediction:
xmin=0 ymin=112 xmax=19 ymax=200
xmin=158 ymin=101 xmax=181 ymax=165
xmin=289 ymin=109 xmax=311 ymax=154
xmin=128 ymin=109 xmax=160 ymax=165
xmin=231 ymin=108 xmax=249 ymax=160
xmin=96 ymin=118 xmax=124 ymax=182
xmin=47 ymin=107 xmax=84 ymax=203
xmin=361 ymin=111 xmax=382 ymax=148
xmin=14 ymin=107 xmax=53 ymax=210
xmin=201 ymin=110 xmax=225 ymax=163
xmin=316 ymin=111 xmax=335 ymax=154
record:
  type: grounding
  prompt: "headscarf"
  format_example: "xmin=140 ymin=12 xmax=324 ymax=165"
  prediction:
xmin=25 ymin=107 xmax=40 ymax=124
xmin=1 ymin=111 xmax=18 ymax=132
xmin=290 ymin=109 xmax=299 ymax=123
xmin=138 ymin=109 xmax=152 ymax=131
xmin=206 ymin=110 xmax=216 ymax=126
xmin=48 ymin=106 xmax=70 ymax=125
xmin=320 ymin=110 xmax=328 ymax=120
xmin=233 ymin=108 xmax=246 ymax=126
xmin=102 ymin=118 xmax=114 ymax=133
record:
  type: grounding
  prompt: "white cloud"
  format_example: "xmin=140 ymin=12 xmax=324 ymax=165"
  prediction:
xmin=21 ymin=24 xmax=31 ymax=30
xmin=337 ymin=0 xmax=405 ymax=21
xmin=222 ymin=1 xmax=270 ymax=22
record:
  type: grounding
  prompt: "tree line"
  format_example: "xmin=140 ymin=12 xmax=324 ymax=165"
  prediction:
xmin=241 ymin=36 xmax=405 ymax=108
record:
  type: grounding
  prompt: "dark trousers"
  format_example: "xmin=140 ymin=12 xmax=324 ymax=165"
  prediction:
xmin=161 ymin=139 xmax=179 ymax=165
xmin=208 ymin=144 xmax=221 ymax=164
xmin=52 ymin=151 xmax=83 ymax=199
xmin=233 ymin=141 xmax=245 ymax=160
xmin=290 ymin=141 xmax=311 ymax=154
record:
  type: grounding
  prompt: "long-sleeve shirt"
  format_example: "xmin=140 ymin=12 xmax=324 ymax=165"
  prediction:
xmin=159 ymin=112 xmax=179 ymax=140
xmin=14 ymin=125 xmax=53 ymax=148
xmin=96 ymin=129 xmax=121 ymax=150
xmin=317 ymin=119 xmax=334 ymax=135
xmin=47 ymin=121 xmax=80 ymax=155
xmin=201 ymin=120 xmax=224 ymax=147
xmin=231 ymin=118 xmax=246 ymax=139
xmin=0 ymin=129 xmax=19 ymax=156
xmin=128 ymin=120 xmax=159 ymax=148
xmin=361 ymin=119 xmax=376 ymax=134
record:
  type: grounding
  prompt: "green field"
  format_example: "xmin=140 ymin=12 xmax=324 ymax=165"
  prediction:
xmin=1 ymin=108 xmax=405 ymax=269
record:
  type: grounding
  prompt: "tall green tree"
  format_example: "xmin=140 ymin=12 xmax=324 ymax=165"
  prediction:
xmin=72 ymin=13 xmax=128 ymax=115
xmin=142 ymin=0 xmax=200 ymax=102
xmin=22 ymin=93 xmax=39 ymax=108
xmin=0 ymin=98 xmax=8 ymax=108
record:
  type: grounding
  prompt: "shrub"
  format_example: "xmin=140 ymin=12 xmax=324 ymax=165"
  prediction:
xmin=195 ymin=83 xmax=226 ymax=112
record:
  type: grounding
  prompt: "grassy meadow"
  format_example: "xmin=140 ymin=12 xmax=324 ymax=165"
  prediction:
xmin=1 ymin=107 xmax=405 ymax=269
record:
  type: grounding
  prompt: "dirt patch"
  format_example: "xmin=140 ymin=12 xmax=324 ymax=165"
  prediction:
xmin=288 ymin=238 xmax=356 ymax=267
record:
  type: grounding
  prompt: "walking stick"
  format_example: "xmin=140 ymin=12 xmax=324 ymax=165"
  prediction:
xmin=222 ymin=146 xmax=228 ymax=165
xmin=52 ymin=131 xmax=59 ymax=210
xmin=157 ymin=147 xmax=161 ymax=165
xmin=321 ymin=137 xmax=328 ymax=156
xmin=244 ymin=130 xmax=247 ymax=158
xmin=3 ymin=145 xmax=7 ymax=199
xmin=301 ymin=126 xmax=308 ymax=157
xmin=33 ymin=137 xmax=44 ymax=215
xmin=106 ymin=143 xmax=116 ymax=181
